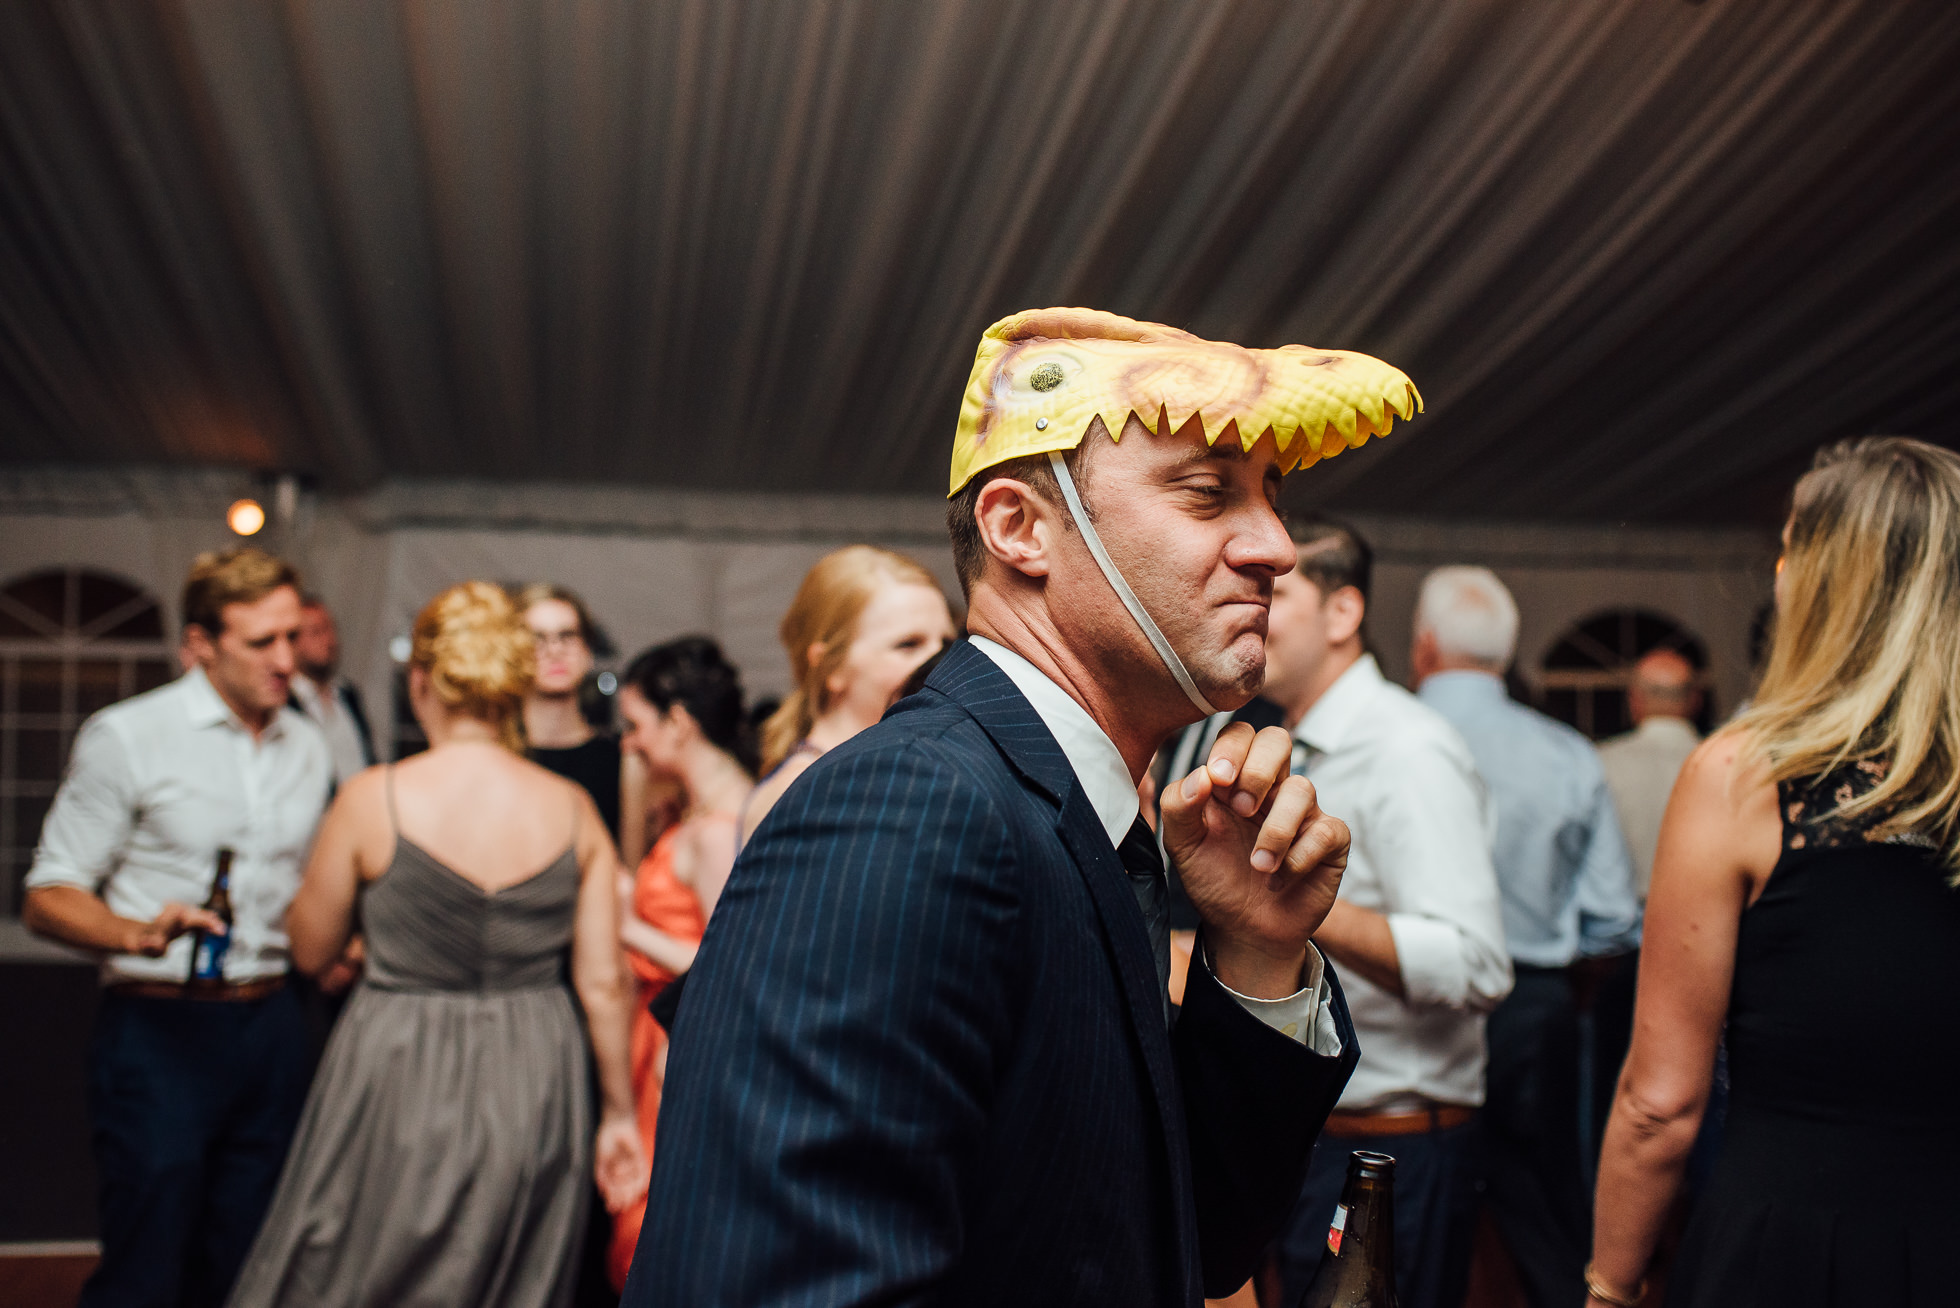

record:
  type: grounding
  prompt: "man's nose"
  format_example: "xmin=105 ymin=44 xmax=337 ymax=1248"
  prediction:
xmin=1235 ymin=501 xmax=1299 ymax=577
xmin=270 ymin=638 xmax=297 ymax=675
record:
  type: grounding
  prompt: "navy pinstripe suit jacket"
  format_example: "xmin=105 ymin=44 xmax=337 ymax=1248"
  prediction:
xmin=623 ymin=640 xmax=1358 ymax=1306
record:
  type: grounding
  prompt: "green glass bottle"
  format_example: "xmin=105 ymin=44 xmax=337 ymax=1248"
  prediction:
xmin=1297 ymin=1150 xmax=1399 ymax=1308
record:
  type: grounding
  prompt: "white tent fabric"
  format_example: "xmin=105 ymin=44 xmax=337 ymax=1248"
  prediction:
xmin=3 ymin=0 xmax=1957 ymax=521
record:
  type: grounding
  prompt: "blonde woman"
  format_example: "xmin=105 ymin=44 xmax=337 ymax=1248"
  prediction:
xmin=1586 ymin=438 xmax=1960 ymax=1308
xmin=231 ymin=582 xmax=645 ymax=1308
xmin=740 ymin=546 xmax=956 ymax=847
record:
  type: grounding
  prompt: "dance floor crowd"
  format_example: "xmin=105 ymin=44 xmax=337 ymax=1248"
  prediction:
xmin=20 ymin=356 xmax=1960 ymax=1308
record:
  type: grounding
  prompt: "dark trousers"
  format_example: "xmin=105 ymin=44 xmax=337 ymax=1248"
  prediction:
xmin=1277 ymin=1118 xmax=1479 ymax=1308
xmin=81 ymin=986 xmax=311 ymax=1308
xmin=1479 ymin=965 xmax=1590 ymax=1308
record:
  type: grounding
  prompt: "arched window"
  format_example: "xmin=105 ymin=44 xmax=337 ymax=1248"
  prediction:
xmin=1 ymin=569 xmax=175 ymax=914
xmin=1540 ymin=608 xmax=1710 ymax=740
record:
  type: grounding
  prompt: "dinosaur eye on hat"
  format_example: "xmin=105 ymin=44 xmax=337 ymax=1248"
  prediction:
xmin=948 ymin=306 xmax=1422 ymax=496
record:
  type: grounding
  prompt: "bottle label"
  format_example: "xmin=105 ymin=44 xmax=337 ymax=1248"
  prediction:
xmin=191 ymin=933 xmax=229 ymax=982
xmin=1326 ymin=1203 xmax=1349 ymax=1256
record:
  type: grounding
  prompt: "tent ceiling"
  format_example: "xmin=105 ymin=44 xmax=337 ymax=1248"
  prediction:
xmin=3 ymin=0 xmax=1957 ymax=523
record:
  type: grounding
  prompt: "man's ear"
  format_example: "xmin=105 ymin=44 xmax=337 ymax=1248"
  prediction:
xmin=1410 ymin=627 xmax=1438 ymax=682
xmin=183 ymin=624 xmax=218 ymax=668
xmin=1325 ymin=586 xmax=1366 ymax=647
xmin=972 ymin=478 xmax=1058 ymax=580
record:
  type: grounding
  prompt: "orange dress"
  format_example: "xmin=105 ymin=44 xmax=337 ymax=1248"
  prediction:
xmin=606 ymin=819 xmax=718 ymax=1289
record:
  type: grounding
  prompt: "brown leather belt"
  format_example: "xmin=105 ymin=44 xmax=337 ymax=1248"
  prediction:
xmin=108 ymin=976 xmax=288 ymax=1003
xmin=1325 ymin=1104 xmax=1476 ymax=1137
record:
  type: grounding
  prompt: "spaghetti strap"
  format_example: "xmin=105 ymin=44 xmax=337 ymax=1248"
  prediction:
xmin=384 ymin=763 xmax=400 ymax=835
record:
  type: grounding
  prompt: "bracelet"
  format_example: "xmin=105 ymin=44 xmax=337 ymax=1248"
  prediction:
xmin=1584 ymin=1261 xmax=1647 ymax=1307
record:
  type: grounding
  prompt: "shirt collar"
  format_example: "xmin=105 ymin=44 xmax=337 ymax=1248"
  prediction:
xmin=969 ymin=635 xmax=1138 ymax=847
xmin=180 ymin=665 xmax=285 ymax=739
xmin=1418 ymin=668 xmax=1507 ymax=706
xmin=1635 ymin=715 xmax=1699 ymax=744
xmin=1294 ymin=653 xmax=1386 ymax=754
xmin=291 ymin=673 xmax=333 ymax=709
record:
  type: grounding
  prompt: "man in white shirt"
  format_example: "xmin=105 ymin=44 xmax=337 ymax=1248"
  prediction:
xmin=23 ymin=547 xmax=332 ymax=1308
xmin=1597 ymin=648 xmax=1702 ymax=903
xmin=289 ymin=594 xmax=376 ymax=788
xmin=1263 ymin=521 xmax=1511 ymax=1308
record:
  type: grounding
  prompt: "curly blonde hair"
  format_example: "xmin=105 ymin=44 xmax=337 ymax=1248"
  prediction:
xmin=410 ymin=581 xmax=536 ymax=751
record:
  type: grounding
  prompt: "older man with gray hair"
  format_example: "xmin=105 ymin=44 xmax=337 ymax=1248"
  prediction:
xmin=1412 ymin=565 xmax=1641 ymax=1308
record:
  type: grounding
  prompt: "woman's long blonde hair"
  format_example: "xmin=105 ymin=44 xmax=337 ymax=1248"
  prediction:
xmin=759 ymin=546 xmax=945 ymax=774
xmin=1734 ymin=436 xmax=1960 ymax=873
xmin=411 ymin=581 xmax=536 ymax=752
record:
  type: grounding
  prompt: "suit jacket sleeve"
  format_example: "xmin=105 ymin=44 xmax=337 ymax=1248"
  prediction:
xmin=623 ymin=738 xmax=1021 ymax=1307
xmin=1174 ymin=944 xmax=1361 ymax=1296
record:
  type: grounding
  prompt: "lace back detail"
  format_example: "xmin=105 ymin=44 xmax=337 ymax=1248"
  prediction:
xmin=1779 ymin=758 xmax=1937 ymax=852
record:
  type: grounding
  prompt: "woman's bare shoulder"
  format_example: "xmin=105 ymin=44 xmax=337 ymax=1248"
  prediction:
xmin=324 ymin=764 xmax=392 ymax=830
xmin=740 ymin=754 xmax=814 ymax=840
xmin=1678 ymin=728 xmax=1771 ymax=803
xmin=1666 ymin=727 xmax=1781 ymax=884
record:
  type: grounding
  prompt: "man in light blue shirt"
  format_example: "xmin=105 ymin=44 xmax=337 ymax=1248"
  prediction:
xmin=1412 ymin=566 xmax=1640 ymax=1308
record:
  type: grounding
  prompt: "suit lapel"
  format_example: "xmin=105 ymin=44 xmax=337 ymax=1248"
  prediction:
xmin=923 ymin=642 xmax=1197 ymax=1279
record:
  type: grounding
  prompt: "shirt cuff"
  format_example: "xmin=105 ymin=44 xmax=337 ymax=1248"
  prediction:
xmin=1207 ymin=943 xmax=1343 ymax=1056
xmin=21 ymin=859 xmax=97 ymax=894
xmin=1384 ymin=913 xmax=1471 ymax=1009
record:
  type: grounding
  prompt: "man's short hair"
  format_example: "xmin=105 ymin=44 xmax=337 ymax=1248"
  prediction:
xmin=945 ymin=443 xmax=1089 ymax=598
xmin=1631 ymin=649 xmax=1697 ymax=709
xmin=1293 ymin=517 xmax=1372 ymax=604
xmin=1416 ymin=565 xmax=1519 ymax=669
xmin=182 ymin=548 xmax=301 ymax=636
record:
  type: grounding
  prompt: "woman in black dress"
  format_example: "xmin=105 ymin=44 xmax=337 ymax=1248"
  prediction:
xmin=1586 ymin=437 xmax=1960 ymax=1308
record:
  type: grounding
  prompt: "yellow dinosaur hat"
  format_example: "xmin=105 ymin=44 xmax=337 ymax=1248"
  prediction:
xmin=948 ymin=307 xmax=1421 ymax=496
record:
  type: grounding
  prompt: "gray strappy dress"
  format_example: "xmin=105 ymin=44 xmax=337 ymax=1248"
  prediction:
xmin=230 ymin=781 xmax=589 ymax=1308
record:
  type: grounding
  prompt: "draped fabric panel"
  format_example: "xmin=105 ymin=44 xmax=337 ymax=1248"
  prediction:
xmin=2 ymin=0 xmax=1957 ymax=521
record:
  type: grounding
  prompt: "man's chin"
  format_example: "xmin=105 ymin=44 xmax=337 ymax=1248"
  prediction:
xmin=1193 ymin=645 xmax=1267 ymax=711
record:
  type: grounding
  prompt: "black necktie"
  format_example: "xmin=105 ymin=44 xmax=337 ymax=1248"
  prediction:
xmin=1117 ymin=815 xmax=1172 ymax=1022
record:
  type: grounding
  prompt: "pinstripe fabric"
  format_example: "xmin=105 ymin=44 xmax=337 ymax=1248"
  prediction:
xmin=623 ymin=641 xmax=1358 ymax=1306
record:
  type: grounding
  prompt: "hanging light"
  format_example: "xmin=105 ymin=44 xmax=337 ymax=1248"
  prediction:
xmin=227 ymin=498 xmax=266 ymax=536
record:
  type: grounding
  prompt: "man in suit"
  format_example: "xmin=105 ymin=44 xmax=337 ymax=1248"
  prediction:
xmin=289 ymin=594 xmax=375 ymax=787
xmin=625 ymin=308 xmax=1422 ymax=1305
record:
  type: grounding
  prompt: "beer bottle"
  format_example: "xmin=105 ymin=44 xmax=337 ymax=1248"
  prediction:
xmin=187 ymin=847 xmax=234 ymax=985
xmin=1298 ymin=1150 xmax=1399 ymax=1308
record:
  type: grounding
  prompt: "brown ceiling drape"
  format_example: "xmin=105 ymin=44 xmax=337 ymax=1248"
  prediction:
xmin=3 ymin=0 xmax=1957 ymax=521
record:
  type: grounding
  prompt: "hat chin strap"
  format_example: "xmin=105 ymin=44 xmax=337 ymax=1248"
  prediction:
xmin=1047 ymin=451 xmax=1220 ymax=718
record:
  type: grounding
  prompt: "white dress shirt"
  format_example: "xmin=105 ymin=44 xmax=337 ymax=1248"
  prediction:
xmin=970 ymin=636 xmax=1340 ymax=1054
xmin=1597 ymin=716 xmax=1700 ymax=902
xmin=1295 ymin=655 xmax=1512 ymax=1110
xmin=290 ymin=672 xmax=371 ymax=787
xmin=25 ymin=668 xmax=334 ymax=984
